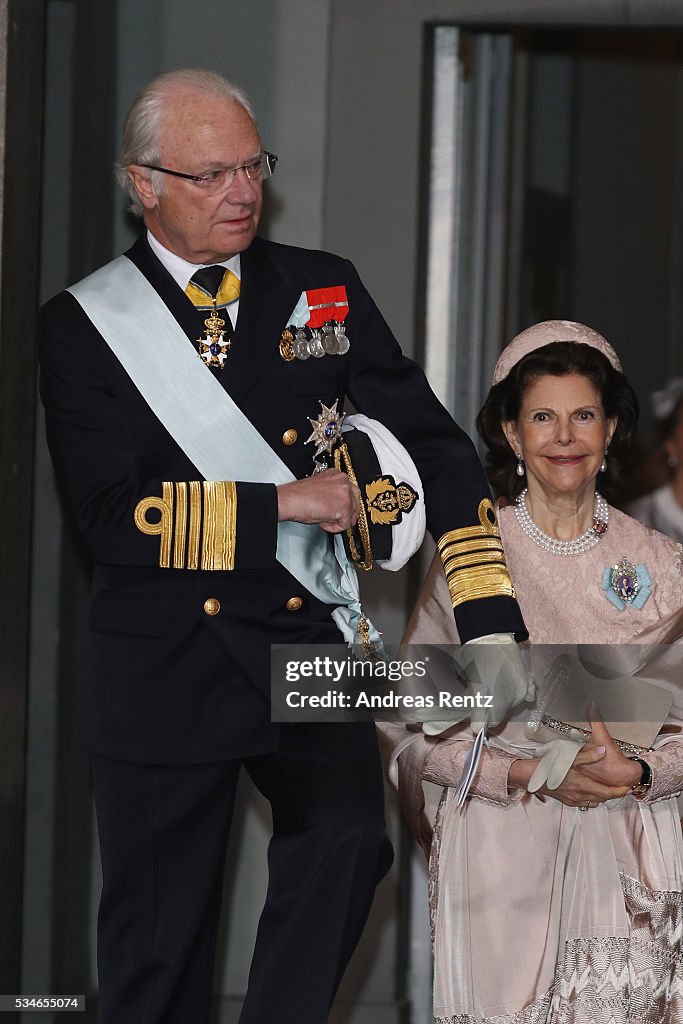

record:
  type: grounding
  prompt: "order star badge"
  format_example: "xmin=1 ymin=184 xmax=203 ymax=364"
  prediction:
xmin=305 ymin=399 xmax=345 ymax=464
xmin=197 ymin=307 xmax=231 ymax=369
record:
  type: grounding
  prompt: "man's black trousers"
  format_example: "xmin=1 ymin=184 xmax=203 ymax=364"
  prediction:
xmin=91 ymin=721 xmax=393 ymax=1023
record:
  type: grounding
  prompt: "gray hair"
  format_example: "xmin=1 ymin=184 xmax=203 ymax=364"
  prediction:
xmin=115 ymin=69 xmax=256 ymax=216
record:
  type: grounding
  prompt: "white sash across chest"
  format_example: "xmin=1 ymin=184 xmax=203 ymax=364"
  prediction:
xmin=68 ymin=255 xmax=374 ymax=645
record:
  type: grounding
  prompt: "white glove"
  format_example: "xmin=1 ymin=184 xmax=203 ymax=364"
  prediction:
xmin=422 ymin=633 xmax=533 ymax=736
xmin=525 ymin=735 xmax=584 ymax=792
xmin=465 ymin=633 xmax=534 ymax=730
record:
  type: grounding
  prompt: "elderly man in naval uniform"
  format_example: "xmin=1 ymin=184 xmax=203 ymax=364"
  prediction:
xmin=39 ymin=68 xmax=527 ymax=1024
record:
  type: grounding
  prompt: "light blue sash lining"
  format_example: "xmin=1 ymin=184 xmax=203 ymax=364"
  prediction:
xmin=68 ymin=255 xmax=372 ymax=645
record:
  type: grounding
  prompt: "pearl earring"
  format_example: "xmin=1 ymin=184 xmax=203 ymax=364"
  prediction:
xmin=599 ymin=450 xmax=607 ymax=473
xmin=516 ymin=454 xmax=525 ymax=477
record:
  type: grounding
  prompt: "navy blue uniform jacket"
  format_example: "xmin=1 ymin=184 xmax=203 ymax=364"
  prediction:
xmin=39 ymin=234 xmax=526 ymax=764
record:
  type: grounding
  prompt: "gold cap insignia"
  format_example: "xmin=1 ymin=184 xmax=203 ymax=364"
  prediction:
xmin=365 ymin=476 xmax=418 ymax=526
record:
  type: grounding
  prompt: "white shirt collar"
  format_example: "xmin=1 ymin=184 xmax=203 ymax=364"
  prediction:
xmin=146 ymin=229 xmax=241 ymax=292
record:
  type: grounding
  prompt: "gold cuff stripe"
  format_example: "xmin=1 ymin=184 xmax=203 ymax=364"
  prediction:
xmin=202 ymin=482 xmax=218 ymax=570
xmin=447 ymin=566 xmax=516 ymax=608
xmin=438 ymin=500 xmax=516 ymax=607
xmin=438 ymin=524 xmax=498 ymax=546
xmin=439 ymin=537 xmax=505 ymax=561
xmin=447 ymin=570 xmax=514 ymax=595
xmin=437 ymin=498 xmax=500 ymax=553
xmin=188 ymin=480 xmax=202 ymax=570
xmin=174 ymin=482 xmax=188 ymax=569
xmin=443 ymin=551 xmax=507 ymax=574
xmin=201 ymin=481 xmax=237 ymax=571
xmin=134 ymin=480 xmax=237 ymax=570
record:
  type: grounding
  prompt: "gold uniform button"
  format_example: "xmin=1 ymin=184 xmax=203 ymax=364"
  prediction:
xmin=203 ymin=597 xmax=221 ymax=616
xmin=282 ymin=428 xmax=298 ymax=446
xmin=286 ymin=596 xmax=303 ymax=612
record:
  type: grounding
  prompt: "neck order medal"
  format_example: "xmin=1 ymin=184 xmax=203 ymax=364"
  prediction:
xmin=197 ymin=301 xmax=231 ymax=370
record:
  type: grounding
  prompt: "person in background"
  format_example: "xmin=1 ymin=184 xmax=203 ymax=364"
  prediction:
xmin=380 ymin=320 xmax=683 ymax=1023
xmin=628 ymin=376 xmax=683 ymax=543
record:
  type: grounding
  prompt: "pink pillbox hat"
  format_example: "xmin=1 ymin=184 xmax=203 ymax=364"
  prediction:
xmin=492 ymin=319 xmax=622 ymax=385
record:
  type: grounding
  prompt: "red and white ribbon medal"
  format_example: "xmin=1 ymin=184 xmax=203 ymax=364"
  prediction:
xmin=305 ymin=286 xmax=350 ymax=355
xmin=281 ymin=286 xmax=351 ymax=360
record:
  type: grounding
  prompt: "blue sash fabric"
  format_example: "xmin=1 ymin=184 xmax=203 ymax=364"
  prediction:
xmin=68 ymin=255 xmax=375 ymax=646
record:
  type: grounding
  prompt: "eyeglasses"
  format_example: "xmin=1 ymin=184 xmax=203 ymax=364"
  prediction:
xmin=140 ymin=151 xmax=278 ymax=194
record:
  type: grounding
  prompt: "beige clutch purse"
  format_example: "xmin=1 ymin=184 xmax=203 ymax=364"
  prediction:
xmin=525 ymin=652 xmax=673 ymax=754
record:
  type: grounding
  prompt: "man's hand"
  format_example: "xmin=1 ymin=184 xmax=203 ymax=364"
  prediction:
xmin=277 ymin=469 xmax=360 ymax=533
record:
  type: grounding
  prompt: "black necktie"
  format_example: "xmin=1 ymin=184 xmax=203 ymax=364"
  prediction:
xmin=185 ymin=265 xmax=239 ymax=346
xmin=188 ymin=265 xmax=229 ymax=304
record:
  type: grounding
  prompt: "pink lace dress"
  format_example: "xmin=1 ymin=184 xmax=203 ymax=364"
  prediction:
xmin=379 ymin=505 xmax=683 ymax=1023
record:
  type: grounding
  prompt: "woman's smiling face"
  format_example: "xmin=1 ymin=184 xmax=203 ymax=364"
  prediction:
xmin=503 ymin=372 xmax=617 ymax=502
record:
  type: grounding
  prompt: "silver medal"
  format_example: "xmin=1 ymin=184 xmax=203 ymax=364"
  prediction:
xmin=294 ymin=328 xmax=311 ymax=360
xmin=334 ymin=322 xmax=350 ymax=354
xmin=308 ymin=328 xmax=325 ymax=358
xmin=321 ymin=322 xmax=339 ymax=355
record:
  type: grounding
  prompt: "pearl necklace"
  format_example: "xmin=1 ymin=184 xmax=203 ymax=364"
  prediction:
xmin=514 ymin=488 xmax=609 ymax=556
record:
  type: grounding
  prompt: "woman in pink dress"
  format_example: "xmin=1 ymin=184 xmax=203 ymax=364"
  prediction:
xmin=380 ymin=321 xmax=683 ymax=1023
